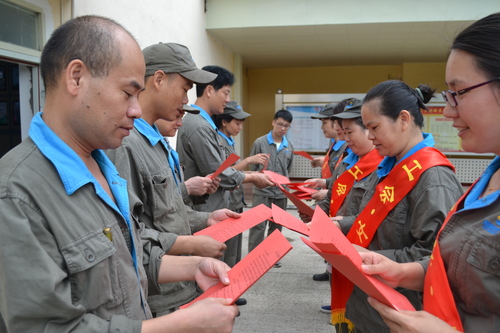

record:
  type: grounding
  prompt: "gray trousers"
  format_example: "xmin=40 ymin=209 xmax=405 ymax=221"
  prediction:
xmin=248 ymin=196 xmax=287 ymax=253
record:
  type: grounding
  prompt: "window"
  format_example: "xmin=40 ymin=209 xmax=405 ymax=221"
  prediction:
xmin=0 ymin=1 xmax=40 ymax=50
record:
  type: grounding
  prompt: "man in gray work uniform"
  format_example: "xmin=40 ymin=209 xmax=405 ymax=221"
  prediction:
xmin=0 ymin=15 xmax=238 ymax=332
xmin=107 ymin=43 xmax=241 ymax=316
xmin=176 ymin=65 xmax=274 ymax=264
xmin=247 ymin=109 xmax=294 ymax=263
xmin=177 ymin=66 xmax=274 ymax=307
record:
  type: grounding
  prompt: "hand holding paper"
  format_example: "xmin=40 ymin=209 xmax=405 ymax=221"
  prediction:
xmin=289 ymin=185 xmax=318 ymax=200
xmin=303 ymin=206 xmax=415 ymax=311
xmin=194 ymin=204 xmax=272 ymax=242
xmin=271 ymin=204 xmax=310 ymax=236
xmin=259 ymin=172 xmax=316 ymax=214
xmin=277 ymin=183 xmax=314 ymax=216
xmin=181 ymin=230 xmax=292 ymax=308
xmin=262 ymin=170 xmax=290 ymax=185
xmin=209 ymin=153 xmax=240 ymax=179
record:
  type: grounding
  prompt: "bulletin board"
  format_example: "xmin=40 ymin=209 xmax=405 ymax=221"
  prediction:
xmin=284 ymin=104 xmax=330 ymax=152
xmin=277 ymin=93 xmax=474 ymax=155
xmin=278 ymin=93 xmax=365 ymax=152
xmin=277 ymin=93 xmax=494 ymax=184
xmin=422 ymin=104 xmax=462 ymax=152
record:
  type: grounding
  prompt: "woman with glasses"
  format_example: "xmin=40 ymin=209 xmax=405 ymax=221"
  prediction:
xmin=359 ymin=12 xmax=500 ymax=333
xmin=331 ymin=80 xmax=464 ymax=333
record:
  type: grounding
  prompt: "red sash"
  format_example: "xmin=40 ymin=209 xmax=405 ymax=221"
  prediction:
xmin=423 ymin=186 xmax=471 ymax=332
xmin=329 ymin=149 xmax=383 ymax=217
xmin=322 ymin=143 xmax=334 ymax=179
xmin=345 ymin=147 xmax=454 ymax=246
xmin=330 ymin=147 xmax=454 ymax=331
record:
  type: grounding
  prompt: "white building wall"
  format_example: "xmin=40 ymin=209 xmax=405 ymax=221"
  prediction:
xmin=206 ymin=0 xmax=500 ymax=28
xmin=73 ymin=0 xmax=237 ymax=148
xmin=73 ymin=0 xmax=235 ymax=106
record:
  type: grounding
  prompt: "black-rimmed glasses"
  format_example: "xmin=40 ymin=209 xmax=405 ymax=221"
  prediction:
xmin=276 ymin=122 xmax=291 ymax=129
xmin=441 ymin=77 xmax=500 ymax=107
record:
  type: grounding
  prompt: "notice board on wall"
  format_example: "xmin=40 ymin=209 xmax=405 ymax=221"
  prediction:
xmin=277 ymin=93 xmax=468 ymax=154
xmin=278 ymin=93 xmax=365 ymax=152
xmin=284 ymin=104 xmax=330 ymax=152
xmin=278 ymin=93 xmax=492 ymax=184
xmin=422 ymin=105 xmax=462 ymax=152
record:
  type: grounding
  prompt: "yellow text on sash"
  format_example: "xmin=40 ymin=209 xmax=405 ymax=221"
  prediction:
xmin=348 ymin=165 xmax=364 ymax=180
xmin=336 ymin=183 xmax=347 ymax=196
xmin=379 ymin=186 xmax=395 ymax=203
xmin=355 ymin=220 xmax=369 ymax=244
xmin=402 ymin=159 xmax=423 ymax=181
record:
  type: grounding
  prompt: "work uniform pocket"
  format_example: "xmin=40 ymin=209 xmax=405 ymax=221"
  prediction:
xmin=60 ymin=229 xmax=121 ymax=310
xmin=151 ymin=172 xmax=178 ymax=216
xmin=463 ymin=234 xmax=500 ymax=313
xmin=467 ymin=235 xmax=500 ymax=278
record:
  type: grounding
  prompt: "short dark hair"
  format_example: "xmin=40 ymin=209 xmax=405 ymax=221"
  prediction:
xmin=212 ymin=113 xmax=235 ymax=129
xmin=196 ymin=65 xmax=235 ymax=97
xmin=274 ymin=109 xmax=293 ymax=123
xmin=451 ymin=12 xmax=500 ymax=82
xmin=41 ymin=15 xmax=131 ymax=91
xmin=363 ymin=80 xmax=435 ymax=128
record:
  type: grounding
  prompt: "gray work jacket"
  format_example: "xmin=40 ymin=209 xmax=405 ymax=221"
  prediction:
xmin=343 ymin=165 xmax=464 ymax=332
xmin=107 ymin=127 xmax=209 ymax=312
xmin=250 ymin=133 xmax=294 ymax=199
xmin=324 ymin=141 xmax=348 ymax=189
xmin=177 ymin=112 xmax=245 ymax=212
xmin=439 ymin=180 xmax=500 ymax=332
xmin=218 ymin=134 xmax=245 ymax=211
xmin=0 ymin=138 xmax=158 ymax=332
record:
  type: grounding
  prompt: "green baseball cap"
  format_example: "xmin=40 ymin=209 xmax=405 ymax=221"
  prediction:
xmin=182 ymin=104 xmax=200 ymax=114
xmin=310 ymin=103 xmax=337 ymax=119
xmin=142 ymin=42 xmax=217 ymax=84
xmin=332 ymin=99 xmax=363 ymax=119
xmin=223 ymin=101 xmax=251 ymax=119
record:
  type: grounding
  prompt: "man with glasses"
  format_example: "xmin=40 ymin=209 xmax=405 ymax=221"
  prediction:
xmin=247 ymin=110 xmax=294 ymax=265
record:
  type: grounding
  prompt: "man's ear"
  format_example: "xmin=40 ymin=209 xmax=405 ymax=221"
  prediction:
xmin=205 ymin=84 xmax=214 ymax=97
xmin=65 ymin=59 xmax=85 ymax=96
xmin=153 ymin=70 xmax=165 ymax=91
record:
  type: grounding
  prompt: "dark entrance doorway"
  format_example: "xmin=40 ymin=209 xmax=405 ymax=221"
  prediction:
xmin=0 ymin=60 xmax=21 ymax=158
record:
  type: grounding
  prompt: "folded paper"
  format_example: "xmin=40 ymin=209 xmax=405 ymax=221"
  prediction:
xmin=293 ymin=151 xmax=314 ymax=160
xmin=303 ymin=206 xmax=415 ymax=311
xmin=271 ymin=204 xmax=310 ymax=236
xmin=181 ymin=230 xmax=292 ymax=308
xmin=209 ymin=153 xmax=240 ymax=179
xmin=194 ymin=204 xmax=272 ymax=242
xmin=277 ymin=184 xmax=314 ymax=216
xmin=262 ymin=170 xmax=291 ymax=184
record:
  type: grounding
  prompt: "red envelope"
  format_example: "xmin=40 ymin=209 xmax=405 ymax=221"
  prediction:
xmin=181 ymin=230 xmax=292 ymax=308
xmin=194 ymin=204 xmax=272 ymax=242
xmin=209 ymin=153 xmax=240 ymax=179
xmin=304 ymin=206 xmax=415 ymax=311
